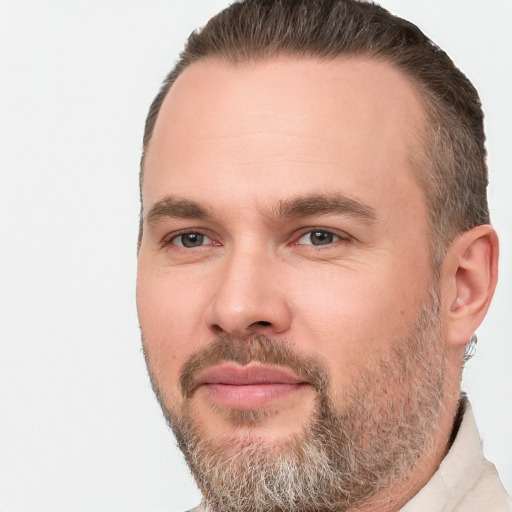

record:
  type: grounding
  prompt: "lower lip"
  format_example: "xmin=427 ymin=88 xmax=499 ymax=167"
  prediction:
xmin=202 ymin=383 xmax=306 ymax=409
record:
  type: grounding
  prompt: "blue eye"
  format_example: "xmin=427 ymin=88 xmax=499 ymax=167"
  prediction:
xmin=297 ymin=230 xmax=340 ymax=246
xmin=171 ymin=232 xmax=212 ymax=248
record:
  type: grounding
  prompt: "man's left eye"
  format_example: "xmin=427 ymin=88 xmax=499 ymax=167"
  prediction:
xmin=297 ymin=230 xmax=341 ymax=246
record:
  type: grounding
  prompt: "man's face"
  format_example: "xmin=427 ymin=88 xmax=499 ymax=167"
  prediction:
xmin=137 ymin=57 xmax=444 ymax=509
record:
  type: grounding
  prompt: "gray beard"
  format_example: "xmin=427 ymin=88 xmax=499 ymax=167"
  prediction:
xmin=144 ymin=285 xmax=445 ymax=512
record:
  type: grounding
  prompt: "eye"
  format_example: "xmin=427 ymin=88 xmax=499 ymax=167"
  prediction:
xmin=170 ymin=232 xmax=213 ymax=248
xmin=296 ymin=230 xmax=342 ymax=246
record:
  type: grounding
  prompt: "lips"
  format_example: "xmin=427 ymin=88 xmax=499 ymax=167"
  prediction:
xmin=195 ymin=362 xmax=309 ymax=409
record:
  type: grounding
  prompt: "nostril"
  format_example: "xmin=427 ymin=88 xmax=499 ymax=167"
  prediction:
xmin=251 ymin=321 xmax=271 ymax=328
xmin=210 ymin=324 xmax=224 ymax=335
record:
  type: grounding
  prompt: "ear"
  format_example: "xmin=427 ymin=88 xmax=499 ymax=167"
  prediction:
xmin=440 ymin=225 xmax=499 ymax=349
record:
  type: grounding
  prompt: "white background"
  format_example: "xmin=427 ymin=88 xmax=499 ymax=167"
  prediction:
xmin=0 ymin=1 xmax=510 ymax=511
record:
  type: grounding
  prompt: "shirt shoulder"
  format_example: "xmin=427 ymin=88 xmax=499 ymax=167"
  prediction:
xmin=453 ymin=459 xmax=512 ymax=511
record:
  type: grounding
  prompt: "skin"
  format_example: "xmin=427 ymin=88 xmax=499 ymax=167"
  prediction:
xmin=137 ymin=57 xmax=498 ymax=510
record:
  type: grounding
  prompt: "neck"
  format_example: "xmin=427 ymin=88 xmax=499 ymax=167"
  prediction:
xmin=353 ymin=371 xmax=464 ymax=512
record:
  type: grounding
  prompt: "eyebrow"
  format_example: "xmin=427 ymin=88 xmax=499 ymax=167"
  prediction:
xmin=271 ymin=193 xmax=377 ymax=223
xmin=145 ymin=193 xmax=377 ymax=226
xmin=146 ymin=196 xmax=211 ymax=225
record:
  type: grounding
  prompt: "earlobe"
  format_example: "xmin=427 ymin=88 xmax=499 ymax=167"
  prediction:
xmin=441 ymin=225 xmax=499 ymax=349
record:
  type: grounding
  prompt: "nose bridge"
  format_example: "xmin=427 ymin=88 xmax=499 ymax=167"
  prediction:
xmin=205 ymin=241 xmax=291 ymax=337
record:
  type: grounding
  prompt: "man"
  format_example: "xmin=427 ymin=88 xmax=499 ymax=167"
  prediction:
xmin=136 ymin=0 xmax=511 ymax=510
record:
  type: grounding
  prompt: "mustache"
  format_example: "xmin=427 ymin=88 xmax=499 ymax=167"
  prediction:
xmin=179 ymin=334 xmax=330 ymax=399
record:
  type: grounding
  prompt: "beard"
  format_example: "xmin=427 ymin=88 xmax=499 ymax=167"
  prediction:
xmin=143 ymin=284 xmax=445 ymax=512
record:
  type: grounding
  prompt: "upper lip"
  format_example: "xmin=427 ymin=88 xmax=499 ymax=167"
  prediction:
xmin=196 ymin=362 xmax=307 ymax=386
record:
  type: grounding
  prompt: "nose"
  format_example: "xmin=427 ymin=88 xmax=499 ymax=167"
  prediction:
xmin=204 ymin=248 xmax=292 ymax=338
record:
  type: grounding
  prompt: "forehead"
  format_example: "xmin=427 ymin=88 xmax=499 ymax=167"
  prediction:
xmin=143 ymin=56 xmax=427 ymax=221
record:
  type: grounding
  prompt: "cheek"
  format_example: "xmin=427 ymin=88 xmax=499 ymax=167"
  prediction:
xmin=290 ymin=264 xmax=430 ymax=388
xmin=136 ymin=265 xmax=210 ymax=403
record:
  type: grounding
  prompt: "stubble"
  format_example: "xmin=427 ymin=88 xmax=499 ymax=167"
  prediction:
xmin=143 ymin=284 xmax=445 ymax=512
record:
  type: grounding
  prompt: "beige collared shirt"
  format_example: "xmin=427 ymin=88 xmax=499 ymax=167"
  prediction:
xmin=401 ymin=400 xmax=511 ymax=511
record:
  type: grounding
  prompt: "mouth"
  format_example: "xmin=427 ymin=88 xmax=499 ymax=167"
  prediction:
xmin=195 ymin=362 xmax=310 ymax=409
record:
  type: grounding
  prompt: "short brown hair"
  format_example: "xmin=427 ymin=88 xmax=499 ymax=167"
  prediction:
xmin=140 ymin=0 xmax=490 ymax=264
